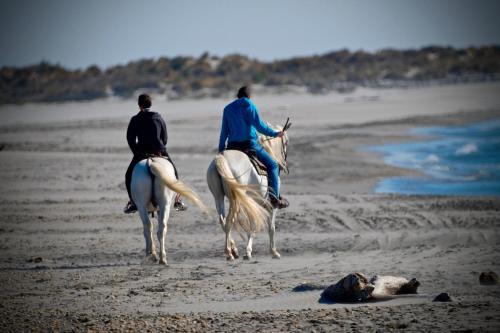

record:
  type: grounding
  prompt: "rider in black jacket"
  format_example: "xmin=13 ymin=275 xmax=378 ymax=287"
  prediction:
xmin=124 ymin=94 xmax=186 ymax=213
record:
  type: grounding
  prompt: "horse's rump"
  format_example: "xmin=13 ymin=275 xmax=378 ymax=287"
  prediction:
xmin=149 ymin=157 xmax=207 ymax=212
xmin=137 ymin=157 xmax=207 ymax=213
xmin=214 ymin=153 xmax=270 ymax=234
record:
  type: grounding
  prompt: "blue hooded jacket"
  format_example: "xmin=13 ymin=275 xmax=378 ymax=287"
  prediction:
xmin=218 ymin=97 xmax=278 ymax=152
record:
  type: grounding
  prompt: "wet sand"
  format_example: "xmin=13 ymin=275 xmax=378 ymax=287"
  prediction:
xmin=1 ymin=82 xmax=500 ymax=332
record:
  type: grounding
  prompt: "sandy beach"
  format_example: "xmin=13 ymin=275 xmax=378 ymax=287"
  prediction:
xmin=1 ymin=82 xmax=500 ymax=332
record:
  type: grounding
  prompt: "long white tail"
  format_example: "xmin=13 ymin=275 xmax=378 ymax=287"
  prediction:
xmin=148 ymin=158 xmax=208 ymax=213
xmin=214 ymin=154 xmax=270 ymax=234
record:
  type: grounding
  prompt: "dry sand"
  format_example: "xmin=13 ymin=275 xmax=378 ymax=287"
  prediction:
xmin=1 ymin=82 xmax=500 ymax=332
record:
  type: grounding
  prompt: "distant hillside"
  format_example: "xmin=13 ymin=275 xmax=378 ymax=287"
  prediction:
xmin=1 ymin=46 xmax=499 ymax=104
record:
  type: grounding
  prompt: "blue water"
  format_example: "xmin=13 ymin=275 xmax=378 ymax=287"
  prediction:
xmin=366 ymin=119 xmax=500 ymax=196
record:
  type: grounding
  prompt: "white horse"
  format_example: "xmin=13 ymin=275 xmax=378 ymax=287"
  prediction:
xmin=206 ymin=125 xmax=289 ymax=260
xmin=131 ymin=157 xmax=207 ymax=265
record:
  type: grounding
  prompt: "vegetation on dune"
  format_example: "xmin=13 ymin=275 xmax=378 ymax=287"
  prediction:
xmin=1 ymin=46 xmax=499 ymax=104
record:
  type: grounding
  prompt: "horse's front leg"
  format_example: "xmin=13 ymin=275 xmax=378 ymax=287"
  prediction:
xmin=139 ymin=208 xmax=157 ymax=260
xmin=157 ymin=203 xmax=171 ymax=265
xmin=268 ymin=209 xmax=280 ymax=259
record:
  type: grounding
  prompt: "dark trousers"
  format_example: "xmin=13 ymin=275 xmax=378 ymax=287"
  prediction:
xmin=125 ymin=151 xmax=179 ymax=202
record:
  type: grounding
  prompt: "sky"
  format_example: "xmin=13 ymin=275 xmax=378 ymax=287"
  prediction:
xmin=1 ymin=0 xmax=499 ymax=69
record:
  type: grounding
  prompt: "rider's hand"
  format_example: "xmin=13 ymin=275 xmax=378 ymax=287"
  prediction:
xmin=277 ymin=131 xmax=285 ymax=138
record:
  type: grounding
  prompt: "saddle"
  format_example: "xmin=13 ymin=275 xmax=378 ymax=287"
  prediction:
xmin=247 ymin=153 xmax=268 ymax=176
xmin=225 ymin=142 xmax=268 ymax=176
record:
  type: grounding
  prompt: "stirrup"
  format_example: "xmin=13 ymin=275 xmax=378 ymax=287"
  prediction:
xmin=174 ymin=200 xmax=187 ymax=211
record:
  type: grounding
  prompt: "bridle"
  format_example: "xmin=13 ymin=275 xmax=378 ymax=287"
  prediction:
xmin=261 ymin=117 xmax=292 ymax=174
xmin=280 ymin=117 xmax=292 ymax=174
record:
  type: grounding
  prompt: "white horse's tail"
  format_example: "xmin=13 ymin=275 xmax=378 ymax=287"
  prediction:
xmin=148 ymin=158 xmax=208 ymax=213
xmin=214 ymin=153 xmax=270 ymax=234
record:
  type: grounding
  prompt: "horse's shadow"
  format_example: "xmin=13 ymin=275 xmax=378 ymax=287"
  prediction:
xmin=318 ymin=294 xmax=396 ymax=304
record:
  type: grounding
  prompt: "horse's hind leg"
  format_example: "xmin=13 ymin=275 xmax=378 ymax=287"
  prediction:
xmin=216 ymin=196 xmax=238 ymax=259
xmin=268 ymin=209 xmax=280 ymax=259
xmin=157 ymin=204 xmax=171 ymax=265
xmin=138 ymin=208 xmax=157 ymax=261
xmin=244 ymin=233 xmax=254 ymax=260
xmin=225 ymin=218 xmax=236 ymax=261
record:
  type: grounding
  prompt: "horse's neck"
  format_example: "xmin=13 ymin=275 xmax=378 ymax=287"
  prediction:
xmin=264 ymin=140 xmax=283 ymax=166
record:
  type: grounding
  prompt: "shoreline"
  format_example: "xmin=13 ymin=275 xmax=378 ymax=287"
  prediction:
xmin=359 ymin=114 xmax=500 ymax=196
xmin=285 ymin=108 xmax=500 ymax=196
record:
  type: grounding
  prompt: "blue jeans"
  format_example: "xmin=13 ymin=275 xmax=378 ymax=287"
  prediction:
xmin=253 ymin=144 xmax=280 ymax=198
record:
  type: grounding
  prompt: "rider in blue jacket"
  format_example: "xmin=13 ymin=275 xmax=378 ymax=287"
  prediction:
xmin=218 ymin=86 xmax=289 ymax=209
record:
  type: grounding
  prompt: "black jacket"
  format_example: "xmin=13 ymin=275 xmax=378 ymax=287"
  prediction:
xmin=127 ymin=110 xmax=167 ymax=155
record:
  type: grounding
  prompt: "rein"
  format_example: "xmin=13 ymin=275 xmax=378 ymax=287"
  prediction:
xmin=280 ymin=135 xmax=289 ymax=174
xmin=262 ymin=117 xmax=291 ymax=174
xmin=281 ymin=118 xmax=291 ymax=172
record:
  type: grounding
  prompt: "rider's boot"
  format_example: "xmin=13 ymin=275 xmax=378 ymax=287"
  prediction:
xmin=123 ymin=201 xmax=137 ymax=214
xmin=173 ymin=194 xmax=188 ymax=211
xmin=270 ymin=195 xmax=289 ymax=209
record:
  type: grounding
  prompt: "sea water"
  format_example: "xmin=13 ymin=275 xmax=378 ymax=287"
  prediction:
xmin=366 ymin=119 xmax=500 ymax=196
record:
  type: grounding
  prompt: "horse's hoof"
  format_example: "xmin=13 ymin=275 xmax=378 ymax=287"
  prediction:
xmin=231 ymin=247 xmax=239 ymax=259
xmin=159 ymin=259 xmax=167 ymax=265
xmin=226 ymin=255 xmax=235 ymax=261
xmin=243 ymin=254 xmax=251 ymax=260
xmin=272 ymin=252 xmax=281 ymax=259
xmin=142 ymin=255 xmax=158 ymax=265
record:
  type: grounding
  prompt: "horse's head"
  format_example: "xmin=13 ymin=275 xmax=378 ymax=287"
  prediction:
xmin=259 ymin=123 xmax=290 ymax=174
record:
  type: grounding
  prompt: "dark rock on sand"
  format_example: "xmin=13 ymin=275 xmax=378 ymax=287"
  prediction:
xmin=433 ymin=293 xmax=452 ymax=302
xmin=128 ymin=290 xmax=139 ymax=296
xmin=26 ymin=257 xmax=43 ymax=263
xmin=479 ymin=271 xmax=499 ymax=285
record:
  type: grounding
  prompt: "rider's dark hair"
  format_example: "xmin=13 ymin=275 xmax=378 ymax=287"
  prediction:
xmin=138 ymin=94 xmax=152 ymax=109
xmin=237 ymin=86 xmax=250 ymax=99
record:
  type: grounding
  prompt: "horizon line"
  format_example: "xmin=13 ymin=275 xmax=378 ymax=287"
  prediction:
xmin=2 ymin=44 xmax=499 ymax=71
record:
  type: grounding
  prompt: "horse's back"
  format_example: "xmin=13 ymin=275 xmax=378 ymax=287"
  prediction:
xmin=221 ymin=150 xmax=258 ymax=181
xmin=209 ymin=150 xmax=266 ymax=195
